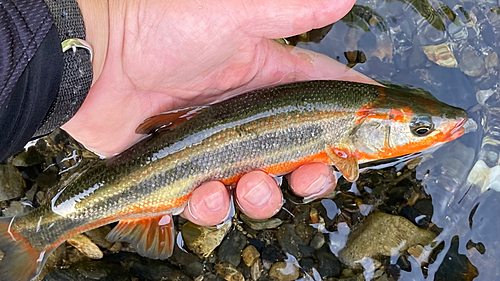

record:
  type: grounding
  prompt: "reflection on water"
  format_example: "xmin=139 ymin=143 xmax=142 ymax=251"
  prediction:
xmin=288 ymin=0 xmax=499 ymax=279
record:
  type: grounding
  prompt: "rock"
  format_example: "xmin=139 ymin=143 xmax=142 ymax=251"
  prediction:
xmin=242 ymin=245 xmax=260 ymax=267
xmin=338 ymin=212 xmax=436 ymax=269
xmin=2 ymin=201 xmax=26 ymax=217
xmin=43 ymin=260 xmax=128 ymax=281
xmin=434 ymin=239 xmax=478 ymax=281
xmin=215 ymin=262 xmax=244 ymax=281
xmin=0 ymin=164 xmax=26 ymax=200
xmin=316 ymin=246 xmax=341 ymax=278
xmin=85 ymin=226 xmax=113 ymax=249
xmin=250 ymin=259 xmax=262 ymax=281
xmin=10 ymin=146 xmax=45 ymax=167
xmin=309 ymin=232 xmax=325 ymax=249
xmin=276 ymin=224 xmax=308 ymax=257
xmin=421 ymin=43 xmax=458 ymax=68
xmin=269 ymin=261 xmax=300 ymax=281
xmin=240 ymin=213 xmax=283 ymax=230
xmin=182 ymin=220 xmax=231 ymax=258
xmin=67 ymin=234 xmax=103 ymax=259
xmin=458 ymin=46 xmax=486 ymax=77
xmin=129 ymin=258 xmax=190 ymax=281
xmin=218 ymin=230 xmax=247 ymax=266
xmin=261 ymin=244 xmax=285 ymax=263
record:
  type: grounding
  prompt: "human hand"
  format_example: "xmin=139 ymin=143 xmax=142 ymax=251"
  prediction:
xmin=64 ymin=0 xmax=375 ymax=225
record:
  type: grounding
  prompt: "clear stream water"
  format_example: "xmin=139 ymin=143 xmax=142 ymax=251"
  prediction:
xmin=288 ymin=0 xmax=499 ymax=279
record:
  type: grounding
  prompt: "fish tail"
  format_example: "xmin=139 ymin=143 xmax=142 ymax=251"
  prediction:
xmin=0 ymin=217 xmax=44 ymax=281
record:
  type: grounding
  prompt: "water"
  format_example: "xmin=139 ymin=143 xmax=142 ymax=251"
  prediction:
xmin=287 ymin=0 xmax=499 ymax=279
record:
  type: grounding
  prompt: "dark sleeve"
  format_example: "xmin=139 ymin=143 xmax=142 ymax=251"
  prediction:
xmin=0 ymin=0 xmax=92 ymax=163
xmin=0 ymin=0 xmax=63 ymax=163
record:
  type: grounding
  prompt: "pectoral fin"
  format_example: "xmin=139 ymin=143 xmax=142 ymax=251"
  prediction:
xmin=106 ymin=214 xmax=175 ymax=259
xmin=325 ymin=144 xmax=359 ymax=182
xmin=136 ymin=106 xmax=205 ymax=134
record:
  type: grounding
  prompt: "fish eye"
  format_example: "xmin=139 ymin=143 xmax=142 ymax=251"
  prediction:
xmin=410 ymin=115 xmax=435 ymax=137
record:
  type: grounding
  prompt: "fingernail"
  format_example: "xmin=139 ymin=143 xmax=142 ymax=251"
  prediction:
xmin=303 ymin=173 xmax=328 ymax=195
xmin=203 ymin=188 xmax=225 ymax=212
xmin=243 ymin=180 xmax=272 ymax=206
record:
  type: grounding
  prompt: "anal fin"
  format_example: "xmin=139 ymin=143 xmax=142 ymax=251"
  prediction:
xmin=325 ymin=144 xmax=360 ymax=182
xmin=106 ymin=214 xmax=175 ymax=259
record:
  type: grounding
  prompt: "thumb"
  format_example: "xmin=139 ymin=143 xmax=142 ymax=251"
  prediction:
xmin=234 ymin=0 xmax=356 ymax=38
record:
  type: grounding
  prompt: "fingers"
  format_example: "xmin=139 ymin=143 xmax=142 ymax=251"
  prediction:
xmin=236 ymin=0 xmax=356 ymax=39
xmin=287 ymin=162 xmax=337 ymax=200
xmin=235 ymin=171 xmax=284 ymax=220
xmin=181 ymin=181 xmax=231 ymax=226
xmin=257 ymin=40 xmax=379 ymax=86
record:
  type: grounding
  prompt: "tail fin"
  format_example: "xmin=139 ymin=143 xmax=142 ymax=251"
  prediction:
xmin=0 ymin=217 xmax=45 ymax=281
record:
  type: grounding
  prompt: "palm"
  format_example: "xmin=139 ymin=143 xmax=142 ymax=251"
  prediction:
xmin=62 ymin=0 xmax=368 ymax=156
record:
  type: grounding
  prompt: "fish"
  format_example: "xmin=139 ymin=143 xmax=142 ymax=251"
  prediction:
xmin=0 ymin=80 xmax=467 ymax=281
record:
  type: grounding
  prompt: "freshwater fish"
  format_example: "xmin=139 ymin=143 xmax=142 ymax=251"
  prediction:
xmin=0 ymin=80 xmax=467 ymax=281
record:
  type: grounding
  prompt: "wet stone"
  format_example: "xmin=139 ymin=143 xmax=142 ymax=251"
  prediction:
xmin=169 ymin=247 xmax=204 ymax=278
xmin=242 ymin=245 xmax=260 ymax=267
xmin=250 ymin=259 xmax=262 ymax=281
xmin=261 ymin=244 xmax=285 ymax=263
xmin=240 ymin=213 xmax=283 ymax=230
xmin=2 ymin=201 xmax=26 ymax=217
xmin=434 ymin=239 xmax=479 ymax=281
xmin=316 ymin=246 xmax=341 ymax=278
xmin=400 ymin=198 xmax=433 ymax=227
xmin=276 ymin=224 xmax=308 ymax=257
xmin=10 ymin=146 xmax=46 ymax=167
xmin=458 ymin=46 xmax=487 ymax=77
xmin=338 ymin=212 xmax=436 ymax=269
xmin=218 ymin=230 xmax=247 ymax=266
xmin=215 ymin=262 xmax=244 ymax=281
xmin=182 ymin=220 xmax=231 ymax=258
xmin=299 ymin=257 xmax=314 ymax=273
xmin=85 ymin=226 xmax=113 ymax=249
xmin=269 ymin=261 xmax=300 ymax=281
xmin=129 ymin=258 xmax=190 ymax=281
xmin=67 ymin=234 xmax=104 ymax=259
xmin=310 ymin=233 xmax=325 ymax=250
xmin=0 ymin=164 xmax=26 ymax=200
xmin=43 ymin=260 xmax=128 ymax=281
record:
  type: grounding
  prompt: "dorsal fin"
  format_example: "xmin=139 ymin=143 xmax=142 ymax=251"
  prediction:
xmin=106 ymin=214 xmax=175 ymax=259
xmin=135 ymin=106 xmax=205 ymax=134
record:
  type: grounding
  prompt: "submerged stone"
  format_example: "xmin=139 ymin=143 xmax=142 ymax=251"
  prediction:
xmin=338 ymin=212 xmax=436 ymax=269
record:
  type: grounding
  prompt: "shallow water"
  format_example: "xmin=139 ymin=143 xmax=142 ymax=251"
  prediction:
xmin=1 ymin=1 xmax=499 ymax=281
xmin=288 ymin=0 xmax=499 ymax=279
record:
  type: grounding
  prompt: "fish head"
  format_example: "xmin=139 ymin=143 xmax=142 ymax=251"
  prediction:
xmin=351 ymin=88 xmax=467 ymax=162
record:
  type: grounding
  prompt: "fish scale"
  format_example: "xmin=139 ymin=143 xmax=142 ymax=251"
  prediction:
xmin=0 ymin=80 xmax=467 ymax=281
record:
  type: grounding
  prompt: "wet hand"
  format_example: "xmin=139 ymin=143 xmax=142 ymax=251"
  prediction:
xmin=66 ymin=0 xmax=375 ymax=225
xmin=182 ymin=163 xmax=337 ymax=225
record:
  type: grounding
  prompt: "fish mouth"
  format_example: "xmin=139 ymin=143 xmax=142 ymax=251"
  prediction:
xmin=445 ymin=116 xmax=467 ymax=141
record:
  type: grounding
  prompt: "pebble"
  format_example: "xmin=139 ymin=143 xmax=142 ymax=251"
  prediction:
xmin=67 ymin=234 xmax=104 ymax=259
xmin=250 ymin=259 xmax=262 ymax=280
xmin=181 ymin=220 xmax=231 ymax=258
xmin=338 ymin=212 xmax=436 ymax=269
xmin=421 ymin=43 xmax=458 ymax=68
xmin=2 ymin=201 xmax=26 ymax=217
xmin=458 ymin=45 xmax=486 ymax=77
xmin=0 ymin=164 xmax=26 ymax=200
xmin=269 ymin=261 xmax=300 ymax=281
xmin=218 ymin=230 xmax=247 ymax=266
xmin=85 ymin=226 xmax=113 ymax=249
xmin=276 ymin=224 xmax=308 ymax=257
xmin=10 ymin=146 xmax=45 ymax=167
xmin=215 ymin=262 xmax=245 ymax=281
xmin=240 ymin=213 xmax=283 ymax=230
xmin=242 ymin=245 xmax=260 ymax=267
xmin=316 ymin=246 xmax=341 ymax=278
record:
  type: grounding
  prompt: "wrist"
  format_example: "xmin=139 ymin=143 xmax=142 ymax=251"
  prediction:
xmin=75 ymin=0 xmax=110 ymax=84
